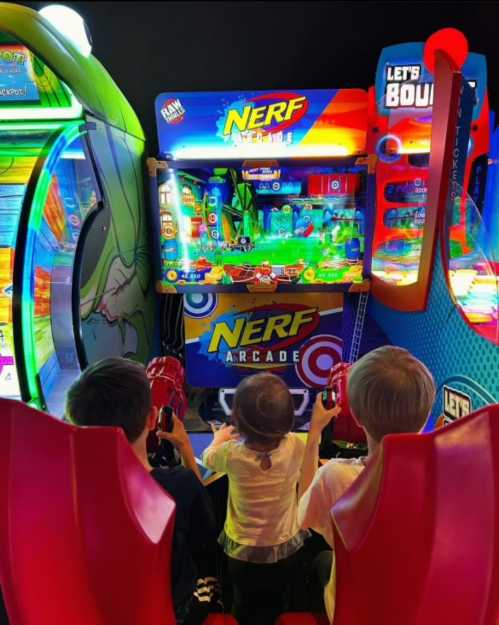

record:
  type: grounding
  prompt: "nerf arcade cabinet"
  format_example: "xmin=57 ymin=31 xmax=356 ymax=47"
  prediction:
xmin=149 ymin=88 xmax=386 ymax=428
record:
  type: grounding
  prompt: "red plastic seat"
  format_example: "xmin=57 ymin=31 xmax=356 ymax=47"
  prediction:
xmin=0 ymin=398 xmax=176 ymax=625
xmin=331 ymin=404 xmax=499 ymax=625
xmin=275 ymin=613 xmax=329 ymax=624
xmin=203 ymin=615 xmax=239 ymax=624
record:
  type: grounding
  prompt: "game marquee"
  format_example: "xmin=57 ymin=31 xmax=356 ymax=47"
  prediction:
xmin=184 ymin=293 xmax=344 ymax=389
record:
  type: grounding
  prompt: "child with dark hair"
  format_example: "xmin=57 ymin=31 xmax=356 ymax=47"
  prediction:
xmin=202 ymin=372 xmax=336 ymax=625
xmin=67 ymin=357 xmax=217 ymax=625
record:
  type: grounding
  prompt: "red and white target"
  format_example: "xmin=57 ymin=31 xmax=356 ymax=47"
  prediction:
xmin=295 ymin=334 xmax=343 ymax=387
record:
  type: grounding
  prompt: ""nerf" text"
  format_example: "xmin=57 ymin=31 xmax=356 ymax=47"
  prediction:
xmin=223 ymin=97 xmax=307 ymax=135
xmin=208 ymin=308 xmax=317 ymax=352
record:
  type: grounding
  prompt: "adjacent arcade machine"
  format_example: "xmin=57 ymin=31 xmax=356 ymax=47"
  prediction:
xmin=368 ymin=29 xmax=499 ymax=425
xmin=149 ymin=88 xmax=386 ymax=431
xmin=0 ymin=4 xmax=156 ymax=416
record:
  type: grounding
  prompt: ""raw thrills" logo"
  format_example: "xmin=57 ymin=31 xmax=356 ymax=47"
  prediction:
xmin=161 ymin=98 xmax=186 ymax=124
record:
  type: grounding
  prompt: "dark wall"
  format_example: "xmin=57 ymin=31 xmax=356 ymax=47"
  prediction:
xmin=21 ymin=1 xmax=499 ymax=153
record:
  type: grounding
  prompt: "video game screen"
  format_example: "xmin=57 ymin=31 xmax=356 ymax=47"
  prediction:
xmin=371 ymin=165 xmax=429 ymax=286
xmin=0 ymin=183 xmax=26 ymax=398
xmin=32 ymin=134 xmax=100 ymax=415
xmin=157 ymin=164 xmax=368 ymax=291
xmin=0 ymin=44 xmax=39 ymax=104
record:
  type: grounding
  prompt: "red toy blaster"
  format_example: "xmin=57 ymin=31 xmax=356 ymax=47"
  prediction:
xmin=323 ymin=362 xmax=366 ymax=444
xmin=146 ymin=356 xmax=188 ymax=421
xmin=145 ymin=356 xmax=188 ymax=460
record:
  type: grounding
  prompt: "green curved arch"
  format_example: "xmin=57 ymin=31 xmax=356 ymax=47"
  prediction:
xmin=0 ymin=3 xmax=143 ymax=139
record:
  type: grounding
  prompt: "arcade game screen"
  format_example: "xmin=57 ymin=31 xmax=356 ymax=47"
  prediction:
xmin=446 ymin=185 xmax=499 ymax=344
xmin=0 ymin=127 xmax=57 ymax=400
xmin=31 ymin=134 xmax=99 ymax=413
xmin=157 ymin=164 xmax=367 ymax=291
xmin=371 ymin=160 xmax=429 ymax=287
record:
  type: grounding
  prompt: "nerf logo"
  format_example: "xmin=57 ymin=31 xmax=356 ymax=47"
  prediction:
xmin=208 ymin=306 xmax=317 ymax=353
xmin=161 ymin=98 xmax=186 ymax=124
xmin=223 ymin=93 xmax=309 ymax=136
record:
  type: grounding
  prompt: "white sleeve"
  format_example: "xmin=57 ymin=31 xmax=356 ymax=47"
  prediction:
xmin=201 ymin=440 xmax=232 ymax=473
xmin=298 ymin=464 xmax=336 ymax=547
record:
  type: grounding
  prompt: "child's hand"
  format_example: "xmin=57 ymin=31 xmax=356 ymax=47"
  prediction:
xmin=310 ymin=393 xmax=342 ymax=437
xmin=157 ymin=414 xmax=191 ymax=450
xmin=210 ymin=422 xmax=239 ymax=446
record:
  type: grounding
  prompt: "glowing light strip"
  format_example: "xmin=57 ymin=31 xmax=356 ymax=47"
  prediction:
xmin=0 ymin=89 xmax=82 ymax=121
xmin=396 ymin=145 xmax=431 ymax=155
xmin=169 ymin=172 xmax=191 ymax=271
xmin=61 ymin=149 xmax=85 ymax=160
xmin=0 ymin=122 xmax=62 ymax=131
xmin=0 ymin=147 xmax=54 ymax=157
xmin=172 ymin=144 xmax=353 ymax=160
xmin=318 ymin=307 xmax=344 ymax=316
xmin=21 ymin=121 xmax=84 ymax=404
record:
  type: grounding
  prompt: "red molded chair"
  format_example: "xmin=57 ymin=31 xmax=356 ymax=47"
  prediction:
xmin=275 ymin=614 xmax=329 ymax=624
xmin=331 ymin=404 xmax=499 ymax=625
xmin=0 ymin=398 xmax=176 ymax=625
xmin=204 ymin=617 xmax=238 ymax=625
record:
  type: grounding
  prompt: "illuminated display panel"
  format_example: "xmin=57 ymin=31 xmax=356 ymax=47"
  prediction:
xmin=370 ymin=43 xmax=489 ymax=312
xmin=0 ymin=36 xmax=89 ymax=403
xmin=445 ymin=184 xmax=498 ymax=345
xmin=0 ymin=44 xmax=39 ymax=102
xmin=27 ymin=131 xmax=99 ymax=414
xmin=371 ymin=162 xmax=429 ymax=287
xmin=155 ymin=89 xmax=367 ymax=160
xmin=157 ymin=164 xmax=367 ymax=292
xmin=370 ymin=63 xmax=432 ymax=288
xmin=0 ymin=42 xmax=81 ymax=120
xmin=0 ymin=127 xmax=55 ymax=398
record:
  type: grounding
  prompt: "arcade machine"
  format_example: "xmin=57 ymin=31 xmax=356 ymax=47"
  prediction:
xmin=150 ymin=29 xmax=498 ymax=440
xmin=149 ymin=88 xmax=388 ymax=437
xmin=368 ymin=29 xmax=499 ymax=425
xmin=0 ymin=4 xmax=156 ymax=416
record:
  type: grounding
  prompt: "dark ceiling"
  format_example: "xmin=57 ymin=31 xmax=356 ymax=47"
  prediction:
xmin=20 ymin=1 xmax=499 ymax=152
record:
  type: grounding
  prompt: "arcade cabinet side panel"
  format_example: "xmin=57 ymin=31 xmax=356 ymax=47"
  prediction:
xmin=80 ymin=118 xmax=156 ymax=365
xmin=369 ymin=247 xmax=499 ymax=427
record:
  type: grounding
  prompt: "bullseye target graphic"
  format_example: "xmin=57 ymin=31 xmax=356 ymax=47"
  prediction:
xmin=295 ymin=334 xmax=343 ymax=387
xmin=184 ymin=293 xmax=218 ymax=318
